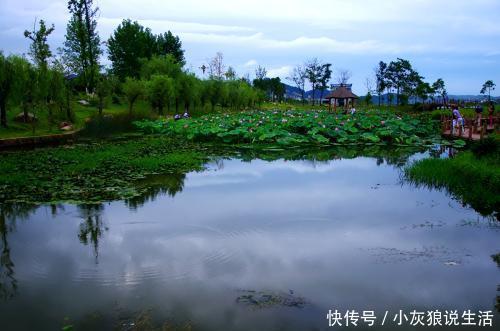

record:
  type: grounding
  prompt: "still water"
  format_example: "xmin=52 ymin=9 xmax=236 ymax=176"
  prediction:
xmin=0 ymin=153 xmax=499 ymax=330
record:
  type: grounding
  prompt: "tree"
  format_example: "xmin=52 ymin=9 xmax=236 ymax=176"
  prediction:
xmin=305 ymin=58 xmax=322 ymax=105
xmin=432 ymin=78 xmax=447 ymax=105
xmin=288 ymin=64 xmax=307 ymax=104
xmin=155 ymin=31 xmax=185 ymax=65
xmin=365 ymin=77 xmax=374 ymax=106
xmin=95 ymin=74 xmax=111 ymax=115
xmin=336 ymin=69 xmax=351 ymax=85
xmin=385 ymin=58 xmax=420 ymax=106
xmin=0 ymin=53 xmax=15 ymax=127
xmin=480 ymin=80 xmax=496 ymax=101
xmin=122 ymin=78 xmax=144 ymax=113
xmin=365 ymin=91 xmax=373 ymax=106
xmin=24 ymin=19 xmax=55 ymax=69
xmin=208 ymin=52 xmax=225 ymax=80
xmin=146 ymin=75 xmax=174 ymax=115
xmin=10 ymin=56 xmax=40 ymax=132
xmin=140 ymin=55 xmax=182 ymax=80
xmin=64 ymin=0 xmax=101 ymax=92
xmin=108 ymin=19 xmax=157 ymax=80
xmin=47 ymin=65 xmax=68 ymax=116
xmin=255 ymin=65 xmax=267 ymax=80
xmin=318 ymin=63 xmax=332 ymax=103
xmin=416 ymin=81 xmax=433 ymax=105
xmin=225 ymin=66 xmax=236 ymax=80
xmin=374 ymin=61 xmax=387 ymax=106
xmin=269 ymin=77 xmax=285 ymax=102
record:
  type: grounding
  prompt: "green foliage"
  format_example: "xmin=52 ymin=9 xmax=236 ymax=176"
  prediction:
xmin=155 ymin=31 xmax=185 ymax=65
xmin=134 ymin=109 xmax=446 ymax=146
xmin=470 ymin=136 xmax=500 ymax=158
xmin=405 ymin=151 xmax=500 ymax=217
xmin=63 ymin=0 xmax=101 ymax=91
xmin=107 ymin=19 xmax=157 ymax=79
xmin=253 ymin=77 xmax=285 ymax=102
xmin=95 ymin=74 xmax=111 ymax=114
xmin=480 ymin=80 xmax=496 ymax=101
xmin=365 ymin=91 xmax=373 ymax=105
xmin=146 ymin=75 xmax=174 ymax=114
xmin=0 ymin=52 xmax=16 ymax=127
xmin=385 ymin=58 xmax=423 ymax=105
xmin=107 ymin=19 xmax=184 ymax=80
xmin=122 ymin=78 xmax=145 ymax=113
xmin=23 ymin=19 xmax=55 ymax=68
xmin=141 ymin=55 xmax=182 ymax=80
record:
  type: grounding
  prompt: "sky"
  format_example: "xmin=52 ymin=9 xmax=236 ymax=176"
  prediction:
xmin=1 ymin=0 xmax=499 ymax=95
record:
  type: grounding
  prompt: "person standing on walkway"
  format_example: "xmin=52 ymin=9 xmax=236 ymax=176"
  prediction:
xmin=488 ymin=102 xmax=495 ymax=127
xmin=475 ymin=103 xmax=484 ymax=132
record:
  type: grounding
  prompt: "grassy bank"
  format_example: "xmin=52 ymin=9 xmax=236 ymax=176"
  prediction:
xmin=405 ymin=137 xmax=500 ymax=217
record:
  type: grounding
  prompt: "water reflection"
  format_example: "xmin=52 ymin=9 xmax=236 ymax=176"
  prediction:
xmin=0 ymin=203 xmax=38 ymax=300
xmin=126 ymin=173 xmax=187 ymax=209
xmin=0 ymin=150 xmax=499 ymax=330
xmin=77 ymin=204 xmax=108 ymax=264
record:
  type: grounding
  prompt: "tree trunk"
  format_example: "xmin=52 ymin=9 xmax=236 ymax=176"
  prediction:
xmin=98 ymin=96 xmax=103 ymax=115
xmin=129 ymin=100 xmax=134 ymax=114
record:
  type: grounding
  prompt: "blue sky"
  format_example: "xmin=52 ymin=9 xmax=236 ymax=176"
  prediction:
xmin=1 ymin=0 xmax=499 ymax=95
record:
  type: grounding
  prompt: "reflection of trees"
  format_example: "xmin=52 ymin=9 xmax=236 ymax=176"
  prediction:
xmin=77 ymin=204 xmax=107 ymax=264
xmin=233 ymin=145 xmax=421 ymax=168
xmin=492 ymin=253 xmax=500 ymax=313
xmin=0 ymin=203 xmax=38 ymax=300
xmin=126 ymin=173 xmax=186 ymax=209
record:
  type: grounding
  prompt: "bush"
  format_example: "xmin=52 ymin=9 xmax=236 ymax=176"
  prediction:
xmin=471 ymin=136 xmax=500 ymax=158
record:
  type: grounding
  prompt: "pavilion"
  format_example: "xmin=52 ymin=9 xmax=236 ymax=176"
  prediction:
xmin=325 ymin=84 xmax=359 ymax=111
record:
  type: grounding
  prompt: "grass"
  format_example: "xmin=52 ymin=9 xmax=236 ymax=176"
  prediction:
xmin=0 ymin=100 xmax=136 ymax=139
xmin=404 ymin=137 xmax=500 ymax=217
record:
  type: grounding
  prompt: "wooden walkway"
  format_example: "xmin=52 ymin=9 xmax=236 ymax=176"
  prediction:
xmin=441 ymin=116 xmax=498 ymax=141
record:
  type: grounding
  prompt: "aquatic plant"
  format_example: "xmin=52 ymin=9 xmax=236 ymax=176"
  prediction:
xmin=134 ymin=109 xmax=454 ymax=147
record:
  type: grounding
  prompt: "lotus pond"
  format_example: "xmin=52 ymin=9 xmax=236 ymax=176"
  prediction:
xmin=134 ymin=109 xmax=466 ymax=148
xmin=0 ymin=137 xmax=498 ymax=330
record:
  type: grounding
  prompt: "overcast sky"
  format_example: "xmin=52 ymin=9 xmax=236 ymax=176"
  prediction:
xmin=1 ymin=0 xmax=499 ymax=95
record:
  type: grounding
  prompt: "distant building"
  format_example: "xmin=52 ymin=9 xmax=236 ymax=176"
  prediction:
xmin=325 ymin=84 xmax=359 ymax=108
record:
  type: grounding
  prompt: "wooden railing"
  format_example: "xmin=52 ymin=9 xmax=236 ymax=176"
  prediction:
xmin=441 ymin=115 xmax=498 ymax=140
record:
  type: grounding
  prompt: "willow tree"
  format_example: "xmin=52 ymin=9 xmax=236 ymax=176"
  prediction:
xmin=0 ymin=53 xmax=14 ymax=127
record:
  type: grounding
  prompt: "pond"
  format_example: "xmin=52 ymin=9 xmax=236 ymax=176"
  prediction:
xmin=0 ymin=151 xmax=499 ymax=330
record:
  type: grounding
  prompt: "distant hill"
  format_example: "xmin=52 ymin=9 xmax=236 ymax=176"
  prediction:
xmin=284 ymin=83 xmax=331 ymax=100
xmin=284 ymin=83 xmax=498 ymax=104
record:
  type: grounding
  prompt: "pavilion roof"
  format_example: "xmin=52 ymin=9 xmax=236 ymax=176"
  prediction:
xmin=325 ymin=86 xmax=359 ymax=99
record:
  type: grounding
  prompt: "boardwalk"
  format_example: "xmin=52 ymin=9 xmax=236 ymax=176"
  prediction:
xmin=441 ymin=116 xmax=498 ymax=141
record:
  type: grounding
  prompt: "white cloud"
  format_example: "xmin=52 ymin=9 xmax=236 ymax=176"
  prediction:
xmin=267 ymin=65 xmax=292 ymax=78
xmin=243 ymin=59 xmax=258 ymax=67
xmin=99 ymin=17 xmax=254 ymax=35
xmin=178 ymin=31 xmax=428 ymax=55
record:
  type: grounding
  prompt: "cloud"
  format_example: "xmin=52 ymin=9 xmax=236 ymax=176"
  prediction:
xmin=243 ymin=59 xmax=258 ymax=67
xmin=1 ymin=0 xmax=499 ymax=94
xmin=178 ymin=31 xmax=428 ymax=55
xmin=267 ymin=65 xmax=292 ymax=78
xmin=99 ymin=17 xmax=254 ymax=36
